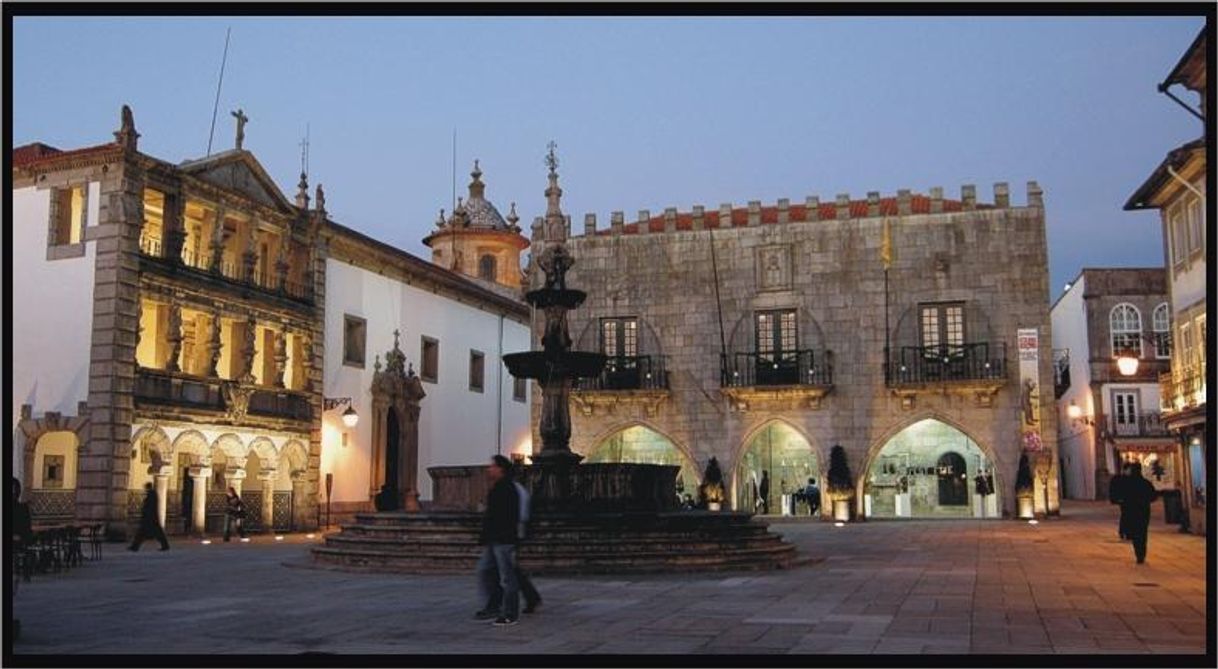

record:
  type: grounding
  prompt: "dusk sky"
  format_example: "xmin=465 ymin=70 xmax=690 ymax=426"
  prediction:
xmin=12 ymin=16 xmax=1205 ymax=295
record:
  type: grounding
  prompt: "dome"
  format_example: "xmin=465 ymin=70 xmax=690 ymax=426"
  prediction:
xmin=449 ymin=160 xmax=518 ymax=232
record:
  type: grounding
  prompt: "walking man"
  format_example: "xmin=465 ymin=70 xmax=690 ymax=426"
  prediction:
xmin=223 ymin=486 xmax=247 ymax=542
xmin=758 ymin=471 xmax=771 ymax=515
xmin=473 ymin=455 xmax=521 ymax=626
xmin=129 ymin=483 xmax=170 ymax=552
xmin=1108 ymin=462 xmax=1131 ymax=540
xmin=1120 ymin=462 xmax=1160 ymax=565
xmin=483 ymin=473 xmax=542 ymax=615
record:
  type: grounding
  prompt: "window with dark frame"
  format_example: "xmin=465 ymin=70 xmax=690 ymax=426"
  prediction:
xmin=343 ymin=315 xmax=367 ymax=367
xmin=469 ymin=350 xmax=485 ymax=392
xmin=754 ymin=309 xmax=796 ymax=361
xmin=513 ymin=376 xmax=527 ymax=402
xmin=1152 ymin=303 xmax=1172 ymax=359
xmin=420 ymin=336 xmax=439 ymax=383
xmin=478 ymin=254 xmax=497 ymax=282
xmin=600 ymin=317 xmax=638 ymax=358
xmin=1109 ymin=303 xmax=1143 ymax=358
xmin=919 ymin=302 xmax=965 ymax=357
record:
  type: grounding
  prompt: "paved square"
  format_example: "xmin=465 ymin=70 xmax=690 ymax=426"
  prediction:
xmin=11 ymin=501 xmax=1207 ymax=655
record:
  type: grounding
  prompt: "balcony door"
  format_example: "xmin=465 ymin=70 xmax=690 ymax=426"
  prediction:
xmin=920 ymin=302 xmax=965 ymax=359
xmin=1112 ymin=391 xmax=1139 ymax=436
xmin=601 ymin=317 xmax=639 ymax=389
xmin=755 ymin=309 xmax=797 ymax=385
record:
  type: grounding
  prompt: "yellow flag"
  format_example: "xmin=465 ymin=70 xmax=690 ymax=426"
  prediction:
xmin=880 ymin=218 xmax=893 ymax=270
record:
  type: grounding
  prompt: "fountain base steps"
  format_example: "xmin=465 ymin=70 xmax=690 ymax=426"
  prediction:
xmin=310 ymin=510 xmax=797 ymax=574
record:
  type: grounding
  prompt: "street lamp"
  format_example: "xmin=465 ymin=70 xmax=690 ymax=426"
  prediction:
xmin=324 ymin=397 xmax=359 ymax=428
xmin=1067 ymin=400 xmax=1083 ymax=420
xmin=1115 ymin=355 xmax=1140 ymax=377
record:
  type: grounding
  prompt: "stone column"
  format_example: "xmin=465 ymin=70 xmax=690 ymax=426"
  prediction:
xmin=241 ymin=315 xmax=257 ymax=381
xmin=165 ymin=300 xmax=183 ymax=372
xmin=290 ymin=470 xmax=309 ymax=531
xmin=209 ymin=209 xmax=227 ymax=273
xmin=153 ymin=465 xmax=172 ymax=529
xmin=180 ymin=319 xmax=196 ymax=375
xmin=273 ymin=326 xmax=288 ymax=389
xmin=242 ymin=220 xmax=259 ymax=284
xmin=227 ymin=466 xmax=247 ymax=495
xmin=258 ymin=471 xmax=277 ymax=532
xmin=163 ymin=192 xmax=186 ymax=263
xmin=188 ymin=465 xmax=211 ymax=535
xmin=300 ymin=335 xmax=314 ymax=392
xmin=207 ymin=308 xmax=223 ymax=378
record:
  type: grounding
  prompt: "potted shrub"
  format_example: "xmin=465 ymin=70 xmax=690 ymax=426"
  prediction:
xmin=826 ymin=445 xmax=854 ymax=521
xmin=698 ymin=457 xmax=726 ymax=511
xmin=1015 ymin=451 xmax=1035 ymax=519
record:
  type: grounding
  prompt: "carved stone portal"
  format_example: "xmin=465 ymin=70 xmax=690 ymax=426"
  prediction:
xmin=369 ymin=332 xmax=426 ymax=511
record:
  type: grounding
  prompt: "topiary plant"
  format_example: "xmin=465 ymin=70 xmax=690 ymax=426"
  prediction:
xmin=698 ymin=457 xmax=726 ymax=507
xmin=826 ymin=444 xmax=854 ymax=501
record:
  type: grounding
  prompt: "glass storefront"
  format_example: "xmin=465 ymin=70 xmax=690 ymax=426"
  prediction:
xmin=1188 ymin=440 xmax=1206 ymax=507
xmin=585 ymin=426 xmax=699 ymax=504
xmin=864 ymin=419 xmax=999 ymax=519
xmin=733 ymin=422 xmax=819 ymax=515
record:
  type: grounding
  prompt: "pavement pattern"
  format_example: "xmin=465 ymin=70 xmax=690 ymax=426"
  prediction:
xmin=10 ymin=500 xmax=1208 ymax=655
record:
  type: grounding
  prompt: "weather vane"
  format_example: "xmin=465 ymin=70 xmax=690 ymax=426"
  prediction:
xmin=545 ymin=141 xmax=559 ymax=173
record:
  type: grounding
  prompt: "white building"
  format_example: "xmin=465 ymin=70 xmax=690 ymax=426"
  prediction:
xmin=10 ymin=107 xmax=530 ymax=536
xmin=1051 ymin=268 xmax=1173 ymax=502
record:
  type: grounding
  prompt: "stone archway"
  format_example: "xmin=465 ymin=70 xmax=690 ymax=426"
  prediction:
xmin=369 ymin=331 xmax=426 ymax=511
xmin=17 ymin=403 xmax=90 ymax=496
xmin=583 ymin=422 xmax=699 ymax=503
xmin=730 ymin=419 xmax=825 ymax=516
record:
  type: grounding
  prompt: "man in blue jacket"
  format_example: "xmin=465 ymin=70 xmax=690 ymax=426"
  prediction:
xmin=474 ymin=455 xmax=521 ymax=626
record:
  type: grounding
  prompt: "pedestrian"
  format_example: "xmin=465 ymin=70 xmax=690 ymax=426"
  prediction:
xmin=1120 ymin=462 xmax=1160 ymax=565
xmin=1108 ymin=462 xmax=1131 ymax=540
xmin=483 ymin=473 xmax=542 ymax=616
xmin=803 ymin=477 xmax=821 ymax=516
xmin=758 ymin=470 xmax=771 ymax=515
xmin=223 ymin=486 xmax=247 ymax=542
xmin=11 ymin=478 xmax=33 ymax=639
xmin=129 ymin=482 xmax=170 ymax=552
xmin=181 ymin=472 xmax=194 ymax=534
xmin=473 ymin=454 xmax=521 ymax=626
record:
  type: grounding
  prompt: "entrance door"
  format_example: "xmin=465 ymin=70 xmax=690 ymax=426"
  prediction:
xmin=936 ymin=452 xmax=968 ymax=506
xmin=386 ymin=406 xmax=401 ymax=492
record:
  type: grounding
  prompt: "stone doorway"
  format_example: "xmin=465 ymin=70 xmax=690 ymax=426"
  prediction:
xmin=369 ymin=332 xmax=425 ymax=510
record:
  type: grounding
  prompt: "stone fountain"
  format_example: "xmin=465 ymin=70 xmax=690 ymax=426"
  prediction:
xmin=312 ymin=147 xmax=797 ymax=574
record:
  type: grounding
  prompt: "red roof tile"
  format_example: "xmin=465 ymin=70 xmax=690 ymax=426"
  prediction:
xmin=602 ymin=195 xmax=985 ymax=234
xmin=12 ymin=141 xmax=119 ymax=169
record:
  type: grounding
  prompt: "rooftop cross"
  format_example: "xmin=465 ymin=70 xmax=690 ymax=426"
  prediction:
xmin=545 ymin=141 xmax=559 ymax=174
xmin=231 ymin=108 xmax=249 ymax=150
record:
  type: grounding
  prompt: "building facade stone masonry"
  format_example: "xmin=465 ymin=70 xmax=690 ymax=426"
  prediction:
xmin=533 ymin=181 xmax=1061 ymax=519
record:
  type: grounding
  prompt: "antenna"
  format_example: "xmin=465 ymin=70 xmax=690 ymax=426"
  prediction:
xmin=206 ymin=27 xmax=232 ymax=157
xmin=451 ymin=128 xmax=457 ymax=212
xmin=299 ymin=123 xmax=310 ymax=176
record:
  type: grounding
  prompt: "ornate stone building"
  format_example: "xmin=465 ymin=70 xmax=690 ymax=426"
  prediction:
xmin=12 ymin=107 xmax=531 ymax=537
xmin=531 ymin=177 xmax=1061 ymax=519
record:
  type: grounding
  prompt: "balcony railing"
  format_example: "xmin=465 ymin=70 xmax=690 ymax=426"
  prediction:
xmin=1160 ymin=369 xmax=1206 ymax=413
xmin=134 ymin=368 xmax=312 ymax=423
xmin=576 ymin=355 xmax=669 ymax=391
xmin=140 ymin=243 xmax=313 ymax=302
xmin=885 ymin=342 xmax=1007 ymax=386
xmin=1107 ymin=412 xmax=1169 ymax=438
xmin=721 ymin=350 xmax=833 ymax=388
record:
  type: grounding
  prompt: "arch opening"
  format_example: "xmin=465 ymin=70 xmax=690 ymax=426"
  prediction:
xmin=864 ymin=419 xmax=999 ymax=519
xmin=585 ymin=425 xmax=698 ymax=503
xmin=733 ymin=421 xmax=819 ymax=515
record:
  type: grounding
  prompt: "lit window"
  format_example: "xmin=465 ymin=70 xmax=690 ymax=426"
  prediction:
xmin=1152 ymin=303 xmax=1171 ymax=359
xmin=1109 ymin=303 xmax=1143 ymax=358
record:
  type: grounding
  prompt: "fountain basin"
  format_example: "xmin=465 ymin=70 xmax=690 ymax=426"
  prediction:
xmin=503 ymin=350 xmax=607 ymax=380
xmin=525 ymin=288 xmax=587 ymax=309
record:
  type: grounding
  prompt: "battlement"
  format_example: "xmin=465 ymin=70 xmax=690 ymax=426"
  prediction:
xmin=567 ymin=182 xmax=1042 ymax=238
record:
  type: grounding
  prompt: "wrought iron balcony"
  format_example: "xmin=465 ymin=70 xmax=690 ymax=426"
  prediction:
xmin=885 ymin=342 xmax=1007 ymax=386
xmin=140 ymin=242 xmax=313 ymax=303
xmin=134 ymin=368 xmax=312 ymax=423
xmin=720 ymin=350 xmax=833 ymax=388
xmin=575 ymin=355 xmax=668 ymax=391
xmin=1106 ymin=412 xmax=1169 ymax=439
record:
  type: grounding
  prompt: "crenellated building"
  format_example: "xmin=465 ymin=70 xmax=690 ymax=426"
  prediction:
xmin=12 ymin=107 xmax=531 ymax=537
xmin=526 ymin=176 xmax=1060 ymax=520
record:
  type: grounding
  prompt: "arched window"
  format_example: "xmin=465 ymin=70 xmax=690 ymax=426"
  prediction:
xmin=1110 ymin=303 xmax=1143 ymax=358
xmin=478 ymin=254 xmax=497 ymax=282
xmin=1152 ymin=303 xmax=1171 ymax=359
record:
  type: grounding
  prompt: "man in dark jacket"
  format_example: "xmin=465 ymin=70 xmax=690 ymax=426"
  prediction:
xmin=474 ymin=455 xmax=520 ymax=626
xmin=1108 ymin=462 xmax=1131 ymax=540
xmin=1120 ymin=462 xmax=1159 ymax=564
xmin=129 ymin=483 xmax=170 ymax=552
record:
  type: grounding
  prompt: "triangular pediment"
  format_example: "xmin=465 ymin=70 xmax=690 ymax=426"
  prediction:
xmin=178 ymin=149 xmax=296 ymax=214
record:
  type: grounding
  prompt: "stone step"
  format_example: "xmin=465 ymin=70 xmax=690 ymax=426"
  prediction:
xmin=334 ymin=524 xmax=778 ymax=542
xmin=323 ymin=534 xmax=792 ymax=554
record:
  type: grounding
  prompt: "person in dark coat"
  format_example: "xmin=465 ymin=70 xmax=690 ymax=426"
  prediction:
xmin=129 ymin=483 xmax=170 ymax=552
xmin=181 ymin=473 xmax=194 ymax=534
xmin=758 ymin=471 xmax=771 ymax=515
xmin=473 ymin=455 xmax=521 ymax=626
xmin=1108 ymin=462 xmax=1131 ymax=540
xmin=11 ymin=478 xmax=33 ymax=546
xmin=1120 ymin=462 xmax=1160 ymax=564
xmin=483 ymin=473 xmax=541 ymax=615
xmin=223 ymin=486 xmax=247 ymax=542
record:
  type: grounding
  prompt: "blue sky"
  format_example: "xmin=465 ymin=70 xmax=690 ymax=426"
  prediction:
xmin=12 ymin=16 xmax=1205 ymax=295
